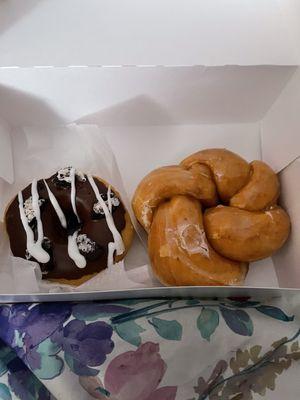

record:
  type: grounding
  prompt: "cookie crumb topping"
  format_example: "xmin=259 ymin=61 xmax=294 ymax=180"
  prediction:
xmin=76 ymin=234 xmax=96 ymax=254
xmin=57 ymin=167 xmax=86 ymax=184
xmin=23 ymin=196 xmax=45 ymax=223
xmin=93 ymin=192 xmax=120 ymax=215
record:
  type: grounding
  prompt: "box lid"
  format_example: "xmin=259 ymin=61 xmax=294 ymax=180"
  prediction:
xmin=0 ymin=0 xmax=299 ymax=67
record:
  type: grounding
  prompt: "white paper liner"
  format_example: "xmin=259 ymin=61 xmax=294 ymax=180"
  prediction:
xmin=0 ymin=123 xmax=151 ymax=294
xmin=0 ymin=122 xmax=282 ymax=294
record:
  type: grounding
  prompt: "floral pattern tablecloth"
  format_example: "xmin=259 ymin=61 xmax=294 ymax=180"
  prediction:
xmin=0 ymin=295 xmax=299 ymax=400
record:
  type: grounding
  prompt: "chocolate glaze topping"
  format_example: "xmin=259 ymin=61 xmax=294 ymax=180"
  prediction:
xmin=5 ymin=169 xmax=126 ymax=280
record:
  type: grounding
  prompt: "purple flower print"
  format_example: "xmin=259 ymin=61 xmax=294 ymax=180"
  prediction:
xmin=0 ymin=303 xmax=71 ymax=378
xmin=21 ymin=303 xmax=72 ymax=349
xmin=6 ymin=355 xmax=52 ymax=400
xmin=103 ymin=342 xmax=177 ymax=400
xmin=0 ymin=303 xmax=71 ymax=350
xmin=0 ymin=305 xmax=30 ymax=346
xmin=0 ymin=304 xmax=114 ymax=379
xmin=60 ymin=320 xmax=114 ymax=376
xmin=0 ymin=306 xmax=11 ymax=342
xmin=6 ymin=304 xmax=29 ymax=329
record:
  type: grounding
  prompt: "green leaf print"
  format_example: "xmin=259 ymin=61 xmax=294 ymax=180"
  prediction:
xmin=34 ymin=338 xmax=64 ymax=380
xmin=255 ymin=305 xmax=294 ymax=321
xmin=0 ymin=384 xmax=11 ymax=400
xmin=220 ymin=307 xmax=253 ymax=336
xmin=197 ymin=308 xmax=219 ymax=341
xmin=185 ymin=299 xmax=200 ymax=306
xmin=114 ymin=320 xmax=145 ymax=347
xmin=96 ymin=387 xmax=111 ymax=397
xmin=0 ymin=347 xmax=16 ymax=378
xmin=149 ymin=317 xmax=183 ymax=341
xmin=65 ymin=353 xmax=98 ymax=377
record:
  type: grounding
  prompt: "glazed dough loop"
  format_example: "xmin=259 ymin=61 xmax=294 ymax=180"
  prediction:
xmin=132 ymin=149 xmax=290 ymax=286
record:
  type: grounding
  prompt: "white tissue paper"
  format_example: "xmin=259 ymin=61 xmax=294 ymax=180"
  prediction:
xmin=0 ymin=123 xmax=152 ymax=294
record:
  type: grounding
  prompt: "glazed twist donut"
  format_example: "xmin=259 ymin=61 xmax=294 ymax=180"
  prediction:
xmin=132 ymin=149 xmax=290 ymax=286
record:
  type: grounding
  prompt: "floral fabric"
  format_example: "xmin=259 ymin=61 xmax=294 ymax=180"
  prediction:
xmin=0 ymin=295 xmax=299 ymax=400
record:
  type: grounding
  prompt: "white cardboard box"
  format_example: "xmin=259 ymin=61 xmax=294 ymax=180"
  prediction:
xmin=0 ymin=1 xmax=299 ymax=301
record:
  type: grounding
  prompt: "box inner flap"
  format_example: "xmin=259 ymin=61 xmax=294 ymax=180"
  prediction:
xmin=272 ymin=159 xmax=300 ymax=288
xmin=261 ymin=67 xmax=300 ymax=172
xmin=0 ymin=66 xmax=295 ymax=127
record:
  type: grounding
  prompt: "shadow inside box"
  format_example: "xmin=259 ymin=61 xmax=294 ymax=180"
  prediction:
xmin=0 ymin=83 xmax=65 ymax=127
xmin=0 ymin=0 xmax=43 ymax=35
xmin=77 ymin=94 xmax=176 ymax=126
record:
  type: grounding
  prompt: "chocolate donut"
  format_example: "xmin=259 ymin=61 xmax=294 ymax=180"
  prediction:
xmin=5 ymin=167 xmax=134 ymax=285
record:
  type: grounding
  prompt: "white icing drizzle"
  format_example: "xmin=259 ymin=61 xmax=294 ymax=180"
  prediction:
xmin=87 ymin=175 xmax=125 ymax=266
xmin=107 ymin=185 xmax=112 ymax=212
xmin=45 ymin=173 xmax=87 ymax=269
xmin=25 ymin=250 xmax=31 ymax=260
xmin=70 ymin=167 xmax=80 ymax=222
xmin=68 ymin=230 xmax=86 ymax=268
xmin=43 ymin=180 xmax=67 ymax=229
xmin=18 ymin=168 xmax=125 ymax=271
xmin=108 ymin=242 xmax=116 ymax=267
xmin=31 ymin=180 xmax=49 ymax=260
xmin=18 ymin=182 xmax=50 ymax=264
xmin=44 ymin=173 xmax=88 ymax=269
xmin=17 ymin=168 xmax=88 ymax=269
xmin=67 ymin=167 xmax=87 ymax=268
